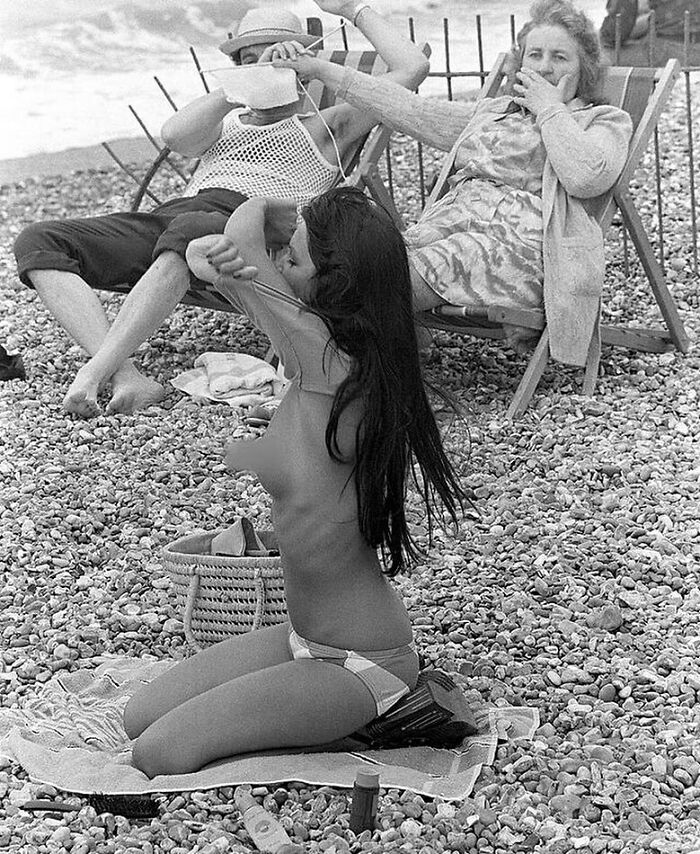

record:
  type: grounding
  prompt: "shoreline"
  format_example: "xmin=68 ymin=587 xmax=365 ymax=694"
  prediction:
xmin=0 ymin=136 xmax=156 ymax=185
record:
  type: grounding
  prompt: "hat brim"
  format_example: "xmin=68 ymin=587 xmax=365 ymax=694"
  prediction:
xmin=219 ymin=31 xmax=317 ymax=58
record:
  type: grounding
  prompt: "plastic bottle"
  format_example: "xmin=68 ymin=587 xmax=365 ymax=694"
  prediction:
xmin=349 ymin=769 xmax=380 ymax=834
xmin=234 ymin=789 xmax=293 ymax=852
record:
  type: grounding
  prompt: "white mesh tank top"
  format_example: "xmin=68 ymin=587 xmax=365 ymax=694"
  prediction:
xmin=183 ymin=109 xmax=339 ymax=204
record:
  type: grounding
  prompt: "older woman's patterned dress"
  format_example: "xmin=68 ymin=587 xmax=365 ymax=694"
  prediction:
xmin=404 ymin=96 xmax=547 ymax=311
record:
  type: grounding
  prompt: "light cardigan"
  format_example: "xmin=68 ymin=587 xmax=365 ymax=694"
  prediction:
xmin=336 ymin=68 xmax=633 ymax=366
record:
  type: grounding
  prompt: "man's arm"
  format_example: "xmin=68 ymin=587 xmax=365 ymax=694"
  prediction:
xmin=162 ymin=41 xmax=303 ymax=158
xmin=161 ymin=89 xmax=235 ymax=157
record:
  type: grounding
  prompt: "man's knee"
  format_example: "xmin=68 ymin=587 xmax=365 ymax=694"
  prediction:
xmin=154 ymin=211 xmax=230 ymax=261
xmin=13 ymin=221 xmax=56 ymax=262
xmin=13 ymin=220 xmax=81 ymax=288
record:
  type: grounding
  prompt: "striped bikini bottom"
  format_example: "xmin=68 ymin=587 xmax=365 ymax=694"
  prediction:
xmin=287 ymin=626 xmax=418 ymax=716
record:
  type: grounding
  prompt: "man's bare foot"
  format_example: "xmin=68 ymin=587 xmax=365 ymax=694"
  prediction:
xmin=63 ymin=369 xmax=101 ymax=418
xmin=107 ymin=373 xmax=165 ymax=414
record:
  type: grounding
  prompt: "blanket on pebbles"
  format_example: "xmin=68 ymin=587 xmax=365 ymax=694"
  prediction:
xmin=0 ymin=657 xmax=539 ymax=800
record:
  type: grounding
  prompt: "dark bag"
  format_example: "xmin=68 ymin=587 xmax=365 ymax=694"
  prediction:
xmin=0 ymin=345 xmax=25 ymax=382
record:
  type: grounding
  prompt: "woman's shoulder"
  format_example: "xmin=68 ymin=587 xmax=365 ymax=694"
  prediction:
xmin=573 ymin=101 xmax=634 ymax=129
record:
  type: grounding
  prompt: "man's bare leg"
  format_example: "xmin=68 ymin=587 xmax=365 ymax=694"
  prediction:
xmin=62 ymin=252 xmax=191 ymax=415
xmin=29 ymin=270 xmax=149 ymax=417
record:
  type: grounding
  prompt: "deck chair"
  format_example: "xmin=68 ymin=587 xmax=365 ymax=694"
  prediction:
xmin=101 ymin=29 xmax=428 ymax=313
xmin=417 ymin=56 xmax=688 ymax=419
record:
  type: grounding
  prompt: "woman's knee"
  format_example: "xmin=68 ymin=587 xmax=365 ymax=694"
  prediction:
xmin=409 ymin=263 xmax=444 ymax=312
xmin=130 ymin=722 xmax=200 ymax=778
xmin=130 ymin=726 xmax=167 ymax=778
xmin=123 ymin=693 xmax=152 ymax=741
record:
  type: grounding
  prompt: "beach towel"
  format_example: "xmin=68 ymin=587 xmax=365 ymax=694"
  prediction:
xmin=171 ymin=352 xmax=286 ymax=407
xmin=0 ymin=657 xmax=539 ymax=801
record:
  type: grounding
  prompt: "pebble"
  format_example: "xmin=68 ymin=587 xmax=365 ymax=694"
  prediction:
xmin=2 ymin=99 xmax=700 ymax=854
xmin=587 ymin=605 xmax=624 ymax=632
xmin=560 ymin=665 xmax=594 ymax=685
xmin=598 ymin=683 xmax=617 ymax=702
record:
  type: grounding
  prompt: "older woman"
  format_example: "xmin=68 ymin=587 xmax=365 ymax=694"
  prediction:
xmin=278 ymin=0 xmax=634 ymax=366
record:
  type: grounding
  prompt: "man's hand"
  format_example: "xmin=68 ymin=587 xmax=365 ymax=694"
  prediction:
xmin=259 ymin=40 xmax=315 ymax=64
xmin=512 ymin=70 xmax=575 ymax=116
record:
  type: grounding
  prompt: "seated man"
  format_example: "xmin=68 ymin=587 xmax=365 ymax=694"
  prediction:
xmin=600 ymin=0 xmax=700 ymax=64
xmin=13 ymin=1 xmax=429 ymax=417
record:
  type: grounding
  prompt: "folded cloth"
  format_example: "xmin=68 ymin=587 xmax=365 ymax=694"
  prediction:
xmin=171 ymin=352 xmax=286 ymax=407
xmin=196 ymin=352 xmax=276 ymax=395
xmin=210 ymin=518 xmax=273 ymax=557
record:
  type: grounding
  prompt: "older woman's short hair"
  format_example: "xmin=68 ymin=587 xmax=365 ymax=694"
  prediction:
xmin=513 ymin=0 xmax=603 ymax=103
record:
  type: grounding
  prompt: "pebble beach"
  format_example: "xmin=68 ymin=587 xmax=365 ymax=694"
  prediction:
xmin=1 ymin=76 xmax=700 ymax=854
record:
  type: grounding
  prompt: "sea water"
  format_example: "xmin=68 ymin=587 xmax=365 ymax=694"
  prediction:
xmin=1 ymin=0 xmax=606 ymax=160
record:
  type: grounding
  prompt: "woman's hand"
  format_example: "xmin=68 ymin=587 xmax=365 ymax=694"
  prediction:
xmin=312 ymin=0 xmax=360 ymax=17
xmin=512 ymin=70 xmax=575 ymax=116
xmin=206 ymin=236 xmax=259 ymax=282
xmin=185 ymin=234 xmax=258 ymax=285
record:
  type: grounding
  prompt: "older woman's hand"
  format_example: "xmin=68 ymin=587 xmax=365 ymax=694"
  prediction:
xmin=512 ymin=70 xmax=576 ymax=116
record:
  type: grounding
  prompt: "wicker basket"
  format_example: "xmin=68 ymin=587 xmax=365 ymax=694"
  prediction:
xmin=162 ymin=529 xmax=287 ymax=650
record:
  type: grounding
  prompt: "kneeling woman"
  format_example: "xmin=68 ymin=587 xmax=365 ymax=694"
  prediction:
xmin=123 ymin=187 xmax=465 ymax=776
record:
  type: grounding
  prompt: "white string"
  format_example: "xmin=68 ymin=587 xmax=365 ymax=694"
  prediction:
xmin=298 ymin=77 xmax=348 ymax=182
xmin=204 ymin=22 xmax=348 ymax=74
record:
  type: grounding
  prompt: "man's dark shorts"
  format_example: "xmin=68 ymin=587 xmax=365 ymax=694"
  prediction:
xmin=13 ymin=188 xmax=247 ymax=292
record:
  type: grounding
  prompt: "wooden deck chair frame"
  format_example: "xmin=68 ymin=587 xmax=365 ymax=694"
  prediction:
xmin=101 ymin=21 xmax=427 ymax=314
xmin=417 ymin=55 xmax=688 ymax=419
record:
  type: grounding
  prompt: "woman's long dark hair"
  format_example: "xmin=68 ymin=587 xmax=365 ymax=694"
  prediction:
xmin=301 ymin=186 xmax=465 ymax=576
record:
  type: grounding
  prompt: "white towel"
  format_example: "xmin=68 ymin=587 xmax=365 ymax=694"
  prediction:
xmin=171 ymin=352 xmax=286 ymax=408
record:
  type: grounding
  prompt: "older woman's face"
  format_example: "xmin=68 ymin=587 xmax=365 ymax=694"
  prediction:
xmin=522 ymin=24 xmax=581 ymax=96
